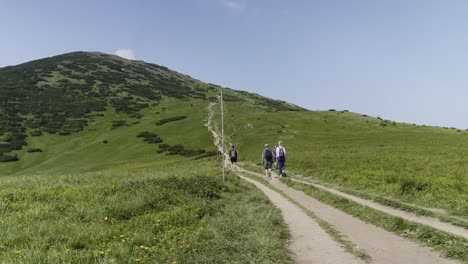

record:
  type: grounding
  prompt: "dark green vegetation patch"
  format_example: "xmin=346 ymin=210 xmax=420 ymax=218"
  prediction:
xmin=136 ymin=131 xmax=163 ymax=144
xmin=0 ymin=154 xmax=18 ymax=162
xmin=111 ymin=120 xmax=130 ymax=130
xmin=27 ymin=148 xmax=43 ymax=153
xmin=158 ymin=143 xmax=216 ymax=158
xmin=155 ymin=116 xmax=187 ymax=126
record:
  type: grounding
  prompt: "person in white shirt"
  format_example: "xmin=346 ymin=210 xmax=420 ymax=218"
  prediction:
xmin=276 ymin=141 xmax=286 ymax=177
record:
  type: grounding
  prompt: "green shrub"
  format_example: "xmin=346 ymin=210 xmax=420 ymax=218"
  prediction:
xmin=27 ymin=148 xmax=43 ymax=153
xmin=0 ymin=154 xmax=18 ymax=162
xmin=30 ymin=130 xmax=43 ymax=136
xmin=111 ymin=120 xmax=129 ymax=129
xmin=155 ymin=116 xmax=187 ymax=126
xmin=59 ymin=131 xmax=71 ymax=136
xmin=136 ymin=132 xmax=163 ymax=144
xmin=158 ymin=143 xmax=210 ymax=158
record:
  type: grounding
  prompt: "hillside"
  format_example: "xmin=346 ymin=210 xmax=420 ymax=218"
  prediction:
xmin=216 ymin=100 xmax=468 ymax=218
xmin=0 ymin=51 xmax=303 ymax=175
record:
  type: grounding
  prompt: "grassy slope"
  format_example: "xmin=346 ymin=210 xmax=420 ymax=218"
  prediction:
xmin=0 ymin=74 xmax=295 ymax=262
xmin=217 ymin=97 xmax=468 ymax=218
xmin=0 ymin=97 xmax=215 ymax=176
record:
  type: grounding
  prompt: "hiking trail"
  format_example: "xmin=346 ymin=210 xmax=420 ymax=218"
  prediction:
xmin=205 ymin=102 xmax=462 ymax=264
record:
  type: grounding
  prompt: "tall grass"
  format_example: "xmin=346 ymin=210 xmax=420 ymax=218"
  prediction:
xmin=0 ymin=160 xmax=290 ymax=263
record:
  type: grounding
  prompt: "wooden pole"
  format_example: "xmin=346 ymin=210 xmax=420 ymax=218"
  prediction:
xmin=221 ymin=90 xmax=225 ymax=181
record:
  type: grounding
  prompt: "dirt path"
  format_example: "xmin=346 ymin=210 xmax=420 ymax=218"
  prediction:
xmin=290 ymin=178 xmax=468 ymax=240
xmin=205 ymin=102 xmax=462 ymax=264
xmin=239 ymin=173 xmax=364 ymax=264
xmin=241 ymin=169 xmax=461 ymax=264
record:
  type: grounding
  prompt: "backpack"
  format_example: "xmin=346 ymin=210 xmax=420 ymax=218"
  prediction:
xmin=264 ymin=149 xmax=273 ymax=161
xmin=278 ymin=147 xmax=285 ymax=158
xmin=230 ymin=149 xmax=237 ymax=158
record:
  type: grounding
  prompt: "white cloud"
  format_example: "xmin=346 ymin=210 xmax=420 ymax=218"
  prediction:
xmin=115 ymin=49 xmax=136 ymax=60
xmin=221 ymin=0 xmax=245 ymax=11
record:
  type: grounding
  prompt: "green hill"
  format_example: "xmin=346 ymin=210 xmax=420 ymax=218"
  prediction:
xmin=0 ymin=51 xmax=302 ymax=175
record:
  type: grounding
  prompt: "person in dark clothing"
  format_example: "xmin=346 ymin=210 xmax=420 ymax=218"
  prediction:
xmin=262 ymin=144 xmax=273 ymax=180
xmin=229 ymin=145 xmax=238 ymax=171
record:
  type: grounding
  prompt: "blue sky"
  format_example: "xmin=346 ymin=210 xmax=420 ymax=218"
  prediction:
xmin=1 ymin=0 xmax=468 ymax=129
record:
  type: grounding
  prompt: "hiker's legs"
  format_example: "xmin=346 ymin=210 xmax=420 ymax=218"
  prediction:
xmin=278 ymin=158 xmax=285 ymax=176
xmin=265 ymin=161 xmax=272 ymax=180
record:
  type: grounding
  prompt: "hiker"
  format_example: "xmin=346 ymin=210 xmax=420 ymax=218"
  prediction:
xmin=276 ymin=141 xmax=286 ymax=177
xmin=262 ymin=144 xmax=273 ymax=180
xmin=229 ymin=145 xmax=238 ymax=171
